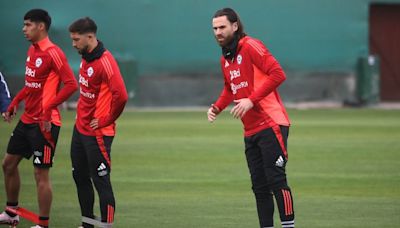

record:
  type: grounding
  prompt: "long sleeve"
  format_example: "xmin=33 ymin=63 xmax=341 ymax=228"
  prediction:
xmin=0 ymin=72 xmax=11 ymax=113
xmin=246 ymin=40 xmax=286 ymax=105
xmin=7 ymin=87 xmax=27 ymax=113
xmin=97 ymin=58 xmax=128 ymax=128
xmin=43 ymin=48 xmax=78 ymax=120
xmin=214 ymin=80 xmax=234 ymax=112
xmin=214 ymin=59 xmax=234 ymax=111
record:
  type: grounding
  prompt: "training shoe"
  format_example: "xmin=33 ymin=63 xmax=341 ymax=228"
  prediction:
xmin=31 ymin=225 xmax=45 ymax=228
xmin=0 ymin=211 xmax=19 ymax=225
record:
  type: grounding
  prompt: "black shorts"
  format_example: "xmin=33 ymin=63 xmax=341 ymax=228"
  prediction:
xmin=71 ymin=126 xmax=114 ymax=177
xmin=7 ymin=120 xmax=60 ymax=168
xmin=244 ymin=125 xmax=289 ymax=191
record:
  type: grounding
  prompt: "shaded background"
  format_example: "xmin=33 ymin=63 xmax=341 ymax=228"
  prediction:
xmin=0 ymin=0 xmax=399 ymax=106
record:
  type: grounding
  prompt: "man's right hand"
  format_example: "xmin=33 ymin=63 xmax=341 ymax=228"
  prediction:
xmin=3 ymin=106 xmax=17 ymax=123
xmin=207 ymin=104 xmax=220 ymax=123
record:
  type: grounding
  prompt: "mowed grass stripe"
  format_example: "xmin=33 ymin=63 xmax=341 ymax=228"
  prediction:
xmin=0 ymin=109 xmax=398 ymax=227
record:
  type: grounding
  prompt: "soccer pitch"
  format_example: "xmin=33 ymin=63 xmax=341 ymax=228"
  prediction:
xmin=0 ymin=109 xmax=399 ymax=227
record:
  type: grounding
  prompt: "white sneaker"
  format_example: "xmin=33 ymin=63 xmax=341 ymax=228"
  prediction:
xmin=31 ymin=225 xmax=45 ymax=228
xmin=0 ymin=211 xmax=19 ymax=225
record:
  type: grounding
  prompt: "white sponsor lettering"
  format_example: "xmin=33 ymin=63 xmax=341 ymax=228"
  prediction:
xmin=79 ymin=74 xmax=89 ymax=87
xmin=25 ymin=66 xmax=36 ymax=77
xmin=98 ymin=170 xmax=108 ymax=176
xmin=80 ymin=87 xmax=95 ymax=99
xmin=25 ymin=80 xmax=41 ymax=89
xmin=230 ymin=69 xmax=241 ymax=81
xmin=230 ymin=81 xmax=248 ymax=95
xmin=34 ymin=150 xmax=43 ymax=156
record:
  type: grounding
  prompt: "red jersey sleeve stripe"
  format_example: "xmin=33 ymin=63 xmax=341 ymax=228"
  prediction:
xmin=104 ymin=58 xmax=114 ymax=76
xmin=100 ymin=58 xmax=112 ymax=77
xmin=105 ymin=57 xmax=114 ymax=77
xmin=247 ymin=39 xmax=264 ymax=52
xmin=100 ymin=57 xmax=114 ymax=78
xmin=48 ymin=49 xmax=63 ymax=69
xmin=247 ymin=39 xmax=266 ymax=56
xmin=49 ymin=49 xmax=61 ymax=69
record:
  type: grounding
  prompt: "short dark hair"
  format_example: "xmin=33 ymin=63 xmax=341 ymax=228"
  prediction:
xmin=24 ymin=9 xmax=51 ymax=31
xmin=213 ymin=8 xmax=246 ymax=38
xmin=69 ymin=17 xmax=97 ymax=34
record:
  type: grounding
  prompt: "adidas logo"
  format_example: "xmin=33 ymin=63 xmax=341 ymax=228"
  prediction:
xmin=34 ymin=157 xmax=41 ymax=164
xmin=224 ymin=60 xmax=229 ymax=68
xmin=97 ymin=163 xmax=106 ymax=171
xmin=275 ymin=156 xmax=285 ymax=167
xmin=97 ymin=163 xmax=108 ymax=176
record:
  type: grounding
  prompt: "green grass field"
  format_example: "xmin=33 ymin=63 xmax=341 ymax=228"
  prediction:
xmin=0 ymin=109 xmax=399 ymax=227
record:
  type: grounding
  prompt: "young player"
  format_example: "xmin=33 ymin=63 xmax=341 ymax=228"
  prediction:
xmin=0 ymin=9 xmax=78 ymax=228
xmin=69 ymin=17 xmax=128 ymax=228
xmin=208 ymin=8 xmax=295 ymax=228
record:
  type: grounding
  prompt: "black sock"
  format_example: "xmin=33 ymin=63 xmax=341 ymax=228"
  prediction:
xmin=39 ymin=216 xmax=49 ymax=228
xmin=5 ymin=202 xmax=18 ymax=217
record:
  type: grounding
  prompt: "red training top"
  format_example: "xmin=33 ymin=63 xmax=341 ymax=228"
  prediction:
xmin=8 ymin=36 xmax=78 ymax=126
xmin=214 ymin=36 xmax=290 ymax=137
xmin=76 ymin=50 xmax=128 ymax=136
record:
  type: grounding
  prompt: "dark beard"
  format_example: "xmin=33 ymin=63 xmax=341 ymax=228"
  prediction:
xmin=81 ymin=41 xmax=106 ymax=62
xmin=78 ymin=45 xmax=89 ymax=55
xmin=217 ymin=34 xmax=234 ymax=47
xmin=221 ymin=34 xmax=239 ymax=60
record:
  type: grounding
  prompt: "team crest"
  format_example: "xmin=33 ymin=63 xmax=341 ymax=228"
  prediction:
xmin=35 ymin=58 xmax=43 ymax=68
xmin=35 ymin=58 xmax=43 ymax=67
xmin=87 ymin=67 xmax=94 ymax=77
xmin=237 ymin=55 xmax=242 ymax=65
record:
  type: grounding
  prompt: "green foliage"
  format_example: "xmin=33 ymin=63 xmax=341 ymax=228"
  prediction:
xmin=0 ymin=109 xmax=399 ymax=227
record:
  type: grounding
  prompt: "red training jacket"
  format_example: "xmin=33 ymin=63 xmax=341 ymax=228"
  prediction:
xmin=214 ymin=36 xmax=290 ymax=137
xmin=8 ymin=36 xmax=78 ymax=126
xmin=76 ymin=50 xmax=128 ymax=136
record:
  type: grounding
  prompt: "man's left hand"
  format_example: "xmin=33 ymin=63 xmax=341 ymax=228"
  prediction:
xmin=230 ymin=98 xmax=254 ymax=119
xmin=90 ymin=118 xmax=99 ymax=130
